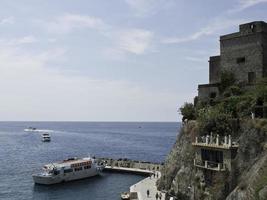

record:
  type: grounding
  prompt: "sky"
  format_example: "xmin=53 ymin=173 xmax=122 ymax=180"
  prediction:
xmin=0 ymin=0 xmax=267 ymax=121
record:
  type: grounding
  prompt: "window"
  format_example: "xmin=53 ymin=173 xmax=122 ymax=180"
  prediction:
xmin=53 ymin=170 xmax=60 ymax=175
xmin=209 ymin=92 xmax=217 ymax=99
xmin=84 ymin=165 xmax=91 ymax=170
xmin=74 ymin=167 xmax=83 ymax=171
xmin=248 ymin=72 xmax=256 ymax=84
xmin=236 ymin=57 xmax=245 ymax=64
xmin=64 ymin=168 xmax=73 ymax=173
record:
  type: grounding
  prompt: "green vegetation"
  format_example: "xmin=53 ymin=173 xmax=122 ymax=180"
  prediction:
xmin=180 ymin=70 xmax=267 ymax=136
xmin=180 ymin=103 xmax=196 ymax=122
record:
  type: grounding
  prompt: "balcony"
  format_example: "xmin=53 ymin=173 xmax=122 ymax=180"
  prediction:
xmin=194 ymin=159 xmax=226 ymax=171
xmin=192 ymin=134 xmax=239 ymax=150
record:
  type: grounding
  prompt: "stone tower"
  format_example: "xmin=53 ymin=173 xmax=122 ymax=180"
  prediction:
xmin=199 ymin=21 xmax=267 ymax=101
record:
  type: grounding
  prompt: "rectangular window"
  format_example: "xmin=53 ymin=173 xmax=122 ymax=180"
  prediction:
xmin=236 ymin=57 xmax=245 ymax=64
xmin=64 ymin=169 xmax=73 ymax=173
xmin=209 ymin=92 xmax=217 ymax=99
xmin=248 ymin=72 xmax=256 ymax=84
xmin=74 ymin=167 xmax=83 ymax=171
xmin=84 ymin=165 xmax=91 ymax=170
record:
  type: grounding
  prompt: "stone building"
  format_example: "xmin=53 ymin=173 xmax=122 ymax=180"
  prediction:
xmin=198 ymin=21 xmax=267 ymax=101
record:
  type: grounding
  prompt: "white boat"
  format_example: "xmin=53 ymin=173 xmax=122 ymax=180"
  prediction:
xmin=42 ymin=133 xmax=51 ymax=142
xmin=32 ymin=157 xmax=104 ymax=185
xmin=24 ymin=127 xmax=37 ymax=132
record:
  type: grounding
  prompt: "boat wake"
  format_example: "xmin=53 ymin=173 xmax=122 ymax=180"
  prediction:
xmin=24 ymin=129 xmax=55 ymax=133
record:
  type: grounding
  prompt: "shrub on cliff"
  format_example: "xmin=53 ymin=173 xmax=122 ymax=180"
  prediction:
xmin=180 ymin=103 xmax=196 ymax=122
xmin=197 ymin=105 xmax=232 ymax=136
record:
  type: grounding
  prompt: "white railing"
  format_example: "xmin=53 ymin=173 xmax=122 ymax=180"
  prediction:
xmin=193 ymin=133 xmax=238 ymax=148
xmin=194 ymin=159 xmax=226 ymax=171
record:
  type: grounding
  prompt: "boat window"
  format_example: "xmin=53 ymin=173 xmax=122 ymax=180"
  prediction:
xmin=84 ymin=165 xmax=91 ymax=170
xmin=74 ymin=167 xmax=83 ymax=171
xmin=53 ymin=170 xmax=60 ymax=175
xmin=64 ymin=168 xmax=73 ymax=173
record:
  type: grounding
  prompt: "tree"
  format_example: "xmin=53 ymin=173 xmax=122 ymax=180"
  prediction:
xmin=180 ymin=103 xmax=196 ymax=122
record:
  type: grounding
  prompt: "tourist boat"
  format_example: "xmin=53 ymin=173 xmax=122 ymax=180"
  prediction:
xmin=42 ymin=133 xmax=51 ymax=142
xmin=121 ymin=192 xmax=130 ymax=200
xmin=32 ymin=157 xmax=105 ymax=185
xmin=24 ymin=127 xmax=37 ymax=132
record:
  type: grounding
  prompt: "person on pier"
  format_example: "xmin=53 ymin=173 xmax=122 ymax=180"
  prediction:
xmin=147 ymin=189 xmax=150 ymax=197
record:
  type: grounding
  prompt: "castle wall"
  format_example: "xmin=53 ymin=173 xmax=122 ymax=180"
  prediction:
xmin=220 ymin=33 xmax=264 ymax=83
xmin=198 ymin=84 xmax=219 ymax=101
xmin=263 ymin=34 xmax=267 ymax=77
xmin=198 ymin=21 xmax=267 ymax=101
xmin=209 ymin=56 xmax=221 ymax=83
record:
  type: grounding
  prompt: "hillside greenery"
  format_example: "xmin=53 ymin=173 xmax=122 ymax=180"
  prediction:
xmin=180 ymin=71 xmax=267 ymax=136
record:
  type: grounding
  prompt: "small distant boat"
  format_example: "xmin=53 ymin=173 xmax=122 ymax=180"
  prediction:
xmin=24 ymin=127 xmax=37 ymax=132
xmin=32 ymin=157 xmax=104 ymax=185
xmin=42 ymin=133 xmax=51 ymax=142
xmin=121 ymin=192 xmax=130 ymax=200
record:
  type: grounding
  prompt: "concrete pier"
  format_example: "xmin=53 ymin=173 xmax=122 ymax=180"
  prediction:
xmin=96 ymin=157 xmax=163 ymax=172
xmin=104 ymin=166 xmax=153 ymax=175
xmin=95 ymin=157 xmax=165 ymax=200
xmin=130 ymin=172 xmax=165 ymax=200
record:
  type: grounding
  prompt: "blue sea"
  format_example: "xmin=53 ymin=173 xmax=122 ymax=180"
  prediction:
xmin=0 ymin=122 xmax=179 ymax=200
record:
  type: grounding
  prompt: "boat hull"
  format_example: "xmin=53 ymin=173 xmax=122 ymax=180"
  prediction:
xmin=33 ymin=168 xmax=100 ymax=185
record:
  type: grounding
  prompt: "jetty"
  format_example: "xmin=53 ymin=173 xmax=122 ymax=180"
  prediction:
xmin=130 ymin=172 xmax=165 ymax=200
xmin=95 ymin=157 xmax=166 ymax=200
xmin=96 ymin=157 xmax=163 ymax=174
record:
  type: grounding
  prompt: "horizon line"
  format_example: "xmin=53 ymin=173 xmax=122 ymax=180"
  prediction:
xmin=0 ymin=120 xmax=180 ymax=123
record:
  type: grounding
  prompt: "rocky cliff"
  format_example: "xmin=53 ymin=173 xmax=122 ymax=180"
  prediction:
xmin=158 ymin=119 xmax=267 ymax=200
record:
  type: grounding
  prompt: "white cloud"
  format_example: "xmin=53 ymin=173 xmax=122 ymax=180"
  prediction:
xmin=104 ymin=28 xmax=155 ymax=59
xmin=45 ymin=14 xmax=108 ymax=34
xmin=124 ymin=0 xmax=173 ymax=17
xmin=0 ymin=45 xmax=178 ymax=121
xmin=12 ymin=35 xmax=38 ymax=45
xmin=40 ymin=14 xmax=156 ymax=59
xmin=0 ymin=16 xmax=14 ymax=25
xmin=161 ymin=18 xmax=245 ymax=44
xmin=161 ymin=0 xmax=267 ymax=45
xmin=117 ymin=29 xmax=154 ymax=54
xmin=0 ymin=35 xmax=38 ymax=46
xmin=229 ymin=0 xmax=267 ymax=13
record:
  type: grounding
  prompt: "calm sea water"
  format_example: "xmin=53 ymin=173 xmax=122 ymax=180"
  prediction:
xmin=0 ymin=122 xmax=179 ymax=200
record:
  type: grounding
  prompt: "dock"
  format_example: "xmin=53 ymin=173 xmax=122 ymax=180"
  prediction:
xmin=130 ymin=172 xmax=165 ymax=200
xmin=95 ymin=157 xmax=166 ymax=200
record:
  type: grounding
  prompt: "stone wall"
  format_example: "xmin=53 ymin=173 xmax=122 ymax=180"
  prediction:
xmin=198 ymin=21 xmax=267 ymax=101
xmin=198 ymin=83 xmax=219 ymax=101
xmin=209 ymin=56 xmax=221 ymax=84
xmin=220 ymin=32 xmax=265 ymax=83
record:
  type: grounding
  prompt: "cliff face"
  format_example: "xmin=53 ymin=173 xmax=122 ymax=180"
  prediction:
xmin=158 ymin=119 xmax=267 ymax=200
